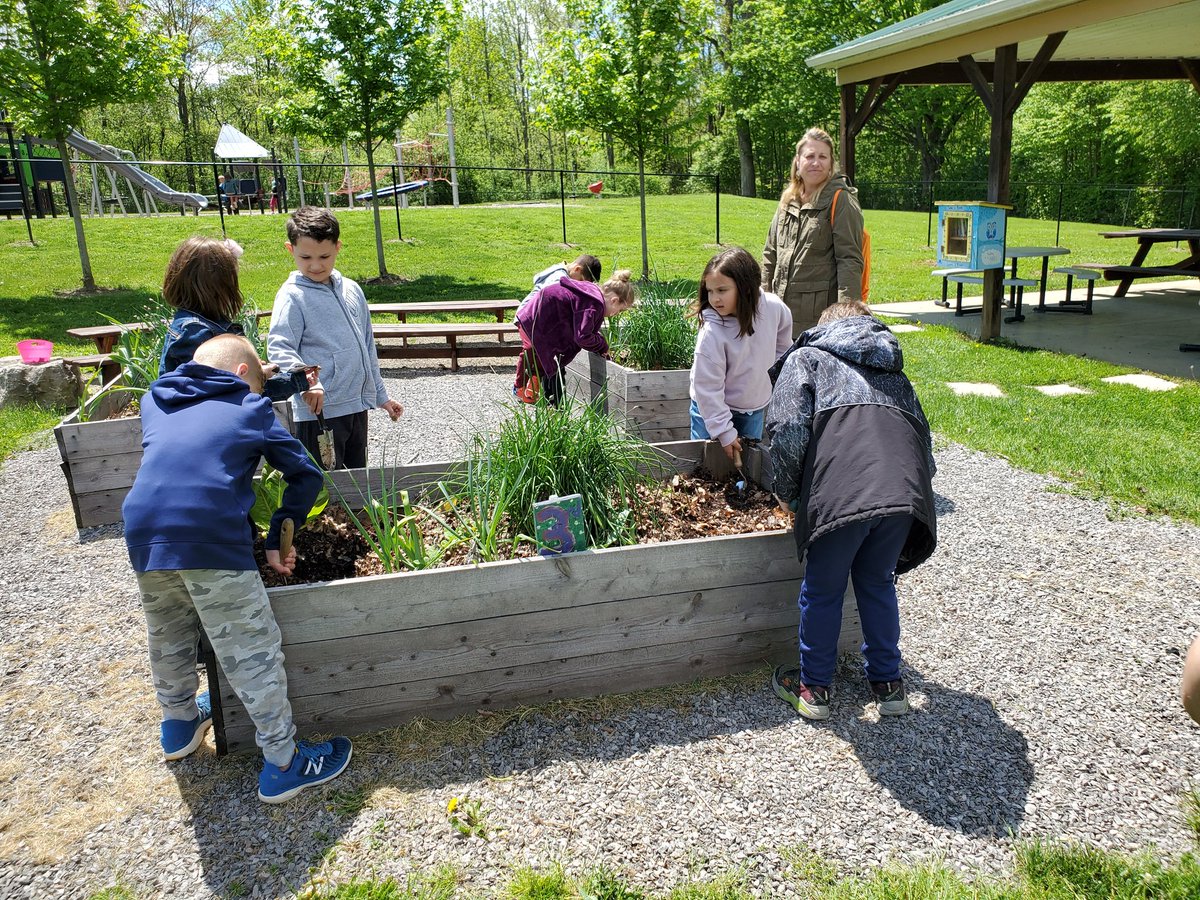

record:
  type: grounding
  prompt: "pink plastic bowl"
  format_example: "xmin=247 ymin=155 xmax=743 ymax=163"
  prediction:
xmin=17 ymin=339 xmax=53 ymax=364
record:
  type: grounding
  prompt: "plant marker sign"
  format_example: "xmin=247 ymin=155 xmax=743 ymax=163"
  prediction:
xmin=533 ymin=493 xmax=588 ymax=556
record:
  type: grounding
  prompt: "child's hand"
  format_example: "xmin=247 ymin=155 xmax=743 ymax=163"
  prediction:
xmin=381 ymin=399 xmax=404 ymax=421
xmin=303 ymin=388 xmax=324 ymax=415
xmin=265 ymin=546 xmax=296 ymax=575
xmin=261 ymin=361 xmax=280 ymax=379
xmin=722 ymin=437 xmax=743 ymax=461
xmin=303 ymin=365 xmax=321 ymax=387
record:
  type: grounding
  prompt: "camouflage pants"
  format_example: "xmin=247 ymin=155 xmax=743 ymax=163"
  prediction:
xmin=136 ymin=568 xmax=296 ymax=767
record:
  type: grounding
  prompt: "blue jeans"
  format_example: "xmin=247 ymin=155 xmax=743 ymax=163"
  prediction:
xmin=797 ymin=515 xmax=913 ymax=687
xmin=689 ymin=400 xmax=765 ymax=442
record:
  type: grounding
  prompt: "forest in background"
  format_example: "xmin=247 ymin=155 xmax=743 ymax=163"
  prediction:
xmin=9 ymin=0 xmax=1200 ymax=227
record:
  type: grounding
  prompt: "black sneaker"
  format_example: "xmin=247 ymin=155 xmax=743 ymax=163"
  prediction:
xmin=771 ymin=666 xmax=831 ymax=720
xmin=870 ymin=680 xmax=910 ymax=716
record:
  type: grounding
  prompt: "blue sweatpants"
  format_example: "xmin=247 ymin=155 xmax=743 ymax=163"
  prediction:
xmin=796 ymin=514 xmax=912 ymax=687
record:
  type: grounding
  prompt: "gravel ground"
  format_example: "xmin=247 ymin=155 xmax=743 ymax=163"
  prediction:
xmin=1 ymin=356 xmax=1198 ymax=898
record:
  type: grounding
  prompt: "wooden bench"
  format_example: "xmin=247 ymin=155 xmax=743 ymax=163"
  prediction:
xmin=64 ymin=353 xmax=120 ymax=385
xmin=1043 ymin=267 xmax=1101 ymax=315
xmin=372 ymin=322 xmax=522 ymax=371
xmin=1101 ymin=265 xmax=1200 ymax=282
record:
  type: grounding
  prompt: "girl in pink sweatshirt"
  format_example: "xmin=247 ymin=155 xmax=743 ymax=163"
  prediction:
xmin=689 ymin=247 xmax=793 ymax=460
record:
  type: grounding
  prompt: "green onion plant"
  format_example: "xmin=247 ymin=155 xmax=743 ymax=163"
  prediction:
xmin=606 ymin=279 xmax=697 ymax=371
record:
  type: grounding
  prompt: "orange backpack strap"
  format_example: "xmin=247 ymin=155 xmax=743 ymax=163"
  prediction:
xmin=830 ymin=188 xmax=841 ymax=226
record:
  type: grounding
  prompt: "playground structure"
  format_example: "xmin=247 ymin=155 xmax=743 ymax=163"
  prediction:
xmin=68 ymin=129 xmax=208 ymax=216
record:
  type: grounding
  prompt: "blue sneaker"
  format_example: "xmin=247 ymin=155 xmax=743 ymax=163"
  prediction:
xmin=258 ymin=737 xmax=353 ymax=804
xmin=161 ymin=691 xmax=212 ymax=760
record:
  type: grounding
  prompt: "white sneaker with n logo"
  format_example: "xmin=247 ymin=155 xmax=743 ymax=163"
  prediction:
xmin=258 ymin=736 xmax=353 ymax=803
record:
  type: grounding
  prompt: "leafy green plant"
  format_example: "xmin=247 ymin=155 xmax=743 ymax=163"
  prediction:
xmin=606 ymin=279 xmax=697 ymax=371
xmin=78 ymin=299 xmax=173 ymax=421
xmin=249 ymin=463 xmax=330 ymax=533
xmin=350 ymin=486 xmax=462 ymax=573
xmin=446 ymin=795 xmax=490 ymax=839
xmin=452 ymin=393 xmax=662 ymax=551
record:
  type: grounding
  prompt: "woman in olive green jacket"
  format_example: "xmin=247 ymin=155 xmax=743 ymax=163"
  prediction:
xmin=762 ymin=128 xmax=865 ymax=337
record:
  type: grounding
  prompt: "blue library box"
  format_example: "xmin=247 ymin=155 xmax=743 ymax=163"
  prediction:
xmin=935 ymin=201 xmax=1011 ymax=269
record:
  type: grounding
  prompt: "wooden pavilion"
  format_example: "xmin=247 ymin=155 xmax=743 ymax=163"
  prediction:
xmin=807 ymin=0 xmax=1200 ymax=339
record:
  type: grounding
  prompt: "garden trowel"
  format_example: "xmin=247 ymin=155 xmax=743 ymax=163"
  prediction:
xmin=315 ymin=412 xmax=336 ymax=468
xmin=732 ymin=446 xmax=750 ymax=499
xmin=279 ymin=517 xmax=295 ymax=558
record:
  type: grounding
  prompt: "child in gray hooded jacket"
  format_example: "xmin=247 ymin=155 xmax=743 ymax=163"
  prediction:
xmin=268 ymin=207 xmax=402 ymax=469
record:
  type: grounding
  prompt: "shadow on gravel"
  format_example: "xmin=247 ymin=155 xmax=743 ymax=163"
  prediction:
xmin=933 ymin=491 xmax=956 ymax=516
xmin=822 ymin=665 xmax=1032 ymax=837
xmin=169 ymin=741 xmax=354 ymax=897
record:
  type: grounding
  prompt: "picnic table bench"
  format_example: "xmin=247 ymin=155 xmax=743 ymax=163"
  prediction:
xmin=64 ymin=321 xmax=150 ymax=383
xmin=1099 ymin=229 xmax=1200 ymax=297
xmin=373 ymin=322 xmax=521 ymax=371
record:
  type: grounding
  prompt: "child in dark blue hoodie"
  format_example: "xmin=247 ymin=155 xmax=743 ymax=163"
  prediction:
xmin=123 ymin=333 xmax=352 ymax=803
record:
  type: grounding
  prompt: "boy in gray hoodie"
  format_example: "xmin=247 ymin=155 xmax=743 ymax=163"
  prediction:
xmin=268 ymin=207 xmax=403 ymax=468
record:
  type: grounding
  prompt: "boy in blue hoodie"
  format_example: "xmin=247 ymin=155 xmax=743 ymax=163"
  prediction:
xmin=268 ymin=207 xmax=403 ymax=469
xmin=123 ymin=334 xmax=352 ymax=803
xmin=766 ymin=301 xmax=937 ymax=722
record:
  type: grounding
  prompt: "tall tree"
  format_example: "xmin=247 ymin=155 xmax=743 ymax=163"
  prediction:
xmin=282 ymin=0 xmax=458 ymax=278
xmin=0 ymin=0 xmax=174 ymax=290
xmin=539 ymin=0 xmax=703 ymax=279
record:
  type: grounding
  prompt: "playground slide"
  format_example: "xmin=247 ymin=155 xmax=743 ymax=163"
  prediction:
xmin=66 ymin=129 xmax=208 ymax=209
xmin=355 ymin=180 xmax=429 ymax=202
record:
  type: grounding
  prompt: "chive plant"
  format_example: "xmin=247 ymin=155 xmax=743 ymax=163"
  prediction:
xmin=606 ymin=279 xmax=697 ymax=371
xmin=453 ymin=393 xmax=663 ymax=550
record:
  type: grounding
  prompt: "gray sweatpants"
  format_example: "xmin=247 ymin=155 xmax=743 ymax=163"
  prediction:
xmin=136 ymin=568 xmax=296 ymax=767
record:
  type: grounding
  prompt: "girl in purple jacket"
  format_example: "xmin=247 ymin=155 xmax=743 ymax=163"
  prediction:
xmin=514 ymin=269 xmax=635 ymax=404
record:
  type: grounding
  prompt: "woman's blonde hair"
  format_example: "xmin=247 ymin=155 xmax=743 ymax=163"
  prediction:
xmin=779 ymin=127 xmax=838 ymax=210
xmin=601 ymin=269 xmax=636 ymax=308
xmin=162 ymin=236 xmax=243 ymax=321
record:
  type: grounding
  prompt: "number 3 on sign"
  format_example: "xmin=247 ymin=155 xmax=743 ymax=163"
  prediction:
xmin=533 ymin=493 xmax=588 ymax=556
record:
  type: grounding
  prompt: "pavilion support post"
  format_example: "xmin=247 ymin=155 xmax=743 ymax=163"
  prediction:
xmin=838 ymin=75 xmax=901 ymax=185
xmin=979 ymin=44 xmax=1017 ymax=340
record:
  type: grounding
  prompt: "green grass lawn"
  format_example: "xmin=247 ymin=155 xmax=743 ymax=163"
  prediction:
xmin=2 ymin=196 xmax=1197 ymax=526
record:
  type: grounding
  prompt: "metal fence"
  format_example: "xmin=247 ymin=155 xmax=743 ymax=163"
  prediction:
xmin=859 ymin=178 xmax=1200 ymax=246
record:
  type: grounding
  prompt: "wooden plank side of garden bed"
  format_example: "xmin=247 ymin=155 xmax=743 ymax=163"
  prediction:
xmin=218 ymin=625 xmax=809 ymax=753
xmin=58 ymin=449 xmax=144 ymax=493
xmin=274 ymin=576 xmax=805 ymax=698
xmin=265 ymin=530 xmax=800 ymax=642
xmin=54 ymin=418 xmax=143 ymax=462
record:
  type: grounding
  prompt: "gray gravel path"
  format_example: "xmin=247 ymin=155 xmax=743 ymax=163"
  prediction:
xmin=1 ymin=357 xmax=1198 ymax=898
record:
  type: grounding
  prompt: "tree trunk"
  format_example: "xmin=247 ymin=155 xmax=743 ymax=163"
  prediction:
xmin=364 ymin=139 xmax=387 ymax=277
xmin=56 ymin=135 xmax=96 ymax=291
xmin=177 ymin=75 xmax=196 ymax=192
xmin=637 ymin=148 xmax=649 ymax=280
xmin=606 ymin=133 xmax=615 ymax=171
xmin=736 ymin=115 xmax=755 ymax=197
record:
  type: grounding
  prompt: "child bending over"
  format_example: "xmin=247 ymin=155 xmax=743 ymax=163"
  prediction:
xmin=766 ymin=301 xmax=937 ymax=721
xmin=123 ymin=334 xmax=352 ymax=802
xmin=514 ymin=254 xmax=602 ymax=398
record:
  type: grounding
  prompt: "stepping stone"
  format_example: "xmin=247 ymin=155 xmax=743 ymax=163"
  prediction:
xmin=886 ymin=323 xmax=923 ymax=333
xmin=1101 ymin=373 xmax=1177 ymax=391
xmin=1034 ymin=384 xmax=1093 ymax=397
xmin=945 ymin=382 xmax=1005 ymax=397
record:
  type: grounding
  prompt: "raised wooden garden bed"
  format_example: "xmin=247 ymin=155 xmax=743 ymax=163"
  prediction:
xmin=208 ymin=440 xmax=862 ymax=755
xmin=54 ymin=376 xmax=294 ymax=529
xmin=564 ymin=352 xmax=690 ymax=443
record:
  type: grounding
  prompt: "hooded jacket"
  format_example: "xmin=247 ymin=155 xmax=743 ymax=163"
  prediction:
xmin=765 ymin=315 xmax=936 ymax=575
xmin=689 ymin=290 xmax=792 ymax=447
xmin=762 ymin=174 xmax=864 ymax=335
xmin=515 ymin=277 xmax=608 ymax=374
xmin=123 ymin=362 xmax=323 ymax=573
xmin=268 ymin=270 xmax=389 ymax=422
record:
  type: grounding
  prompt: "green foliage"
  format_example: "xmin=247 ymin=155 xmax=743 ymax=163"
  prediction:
xmin=313 ymin=867 xmax=459 ymax=899
xmin=100 ymin=301 xmax=173 ymax=389
xmin=457 ymin=393 xmax=662 ymax=550
xmin=1016 ymin=840 xmax=1200 ymax=899
xmin=580 ymin=867 xmax=647 ymax=900
xmin=1184 ymin=788 xmax=1200 ymax=842
xmin=502 ymin=864 xmax=570 ymax=899
xmin=606 ymin=280 xmax=697 ymax=371
xmin=249 ymin=463 xmax=330 ymax=533
xmin=445 ymin=795 xmax=490 ymax=839
xmin=347 ymin=485 xmax=461 ymax=573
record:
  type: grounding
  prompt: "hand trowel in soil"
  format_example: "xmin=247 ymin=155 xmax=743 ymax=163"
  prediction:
xmin=279 ymin=518 xmax=295 ymax=559
xmin=732 ymin=446 xmax=750 ymax=500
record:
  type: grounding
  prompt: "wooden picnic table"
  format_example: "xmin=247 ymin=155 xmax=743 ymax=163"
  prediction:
xmin=254 ymin=298 xmax=521 ymax=324
xmin=1099 ymin=229 xmax=1200 ymax=297
xmin=65 ymin=321 xmax=150 ymax=354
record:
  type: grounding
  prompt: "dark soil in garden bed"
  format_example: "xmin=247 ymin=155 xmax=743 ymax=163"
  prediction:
xmin=254 ymin=470 xmax=790 ymax=587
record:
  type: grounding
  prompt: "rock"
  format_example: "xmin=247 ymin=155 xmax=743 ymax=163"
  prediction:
xmin=0 ymin=355 xmax=83 ymax=410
